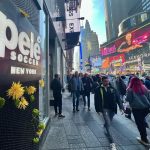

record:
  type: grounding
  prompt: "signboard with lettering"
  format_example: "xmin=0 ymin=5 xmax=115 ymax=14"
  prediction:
xmin=65 ymin=0 xmax=80 ymax=33
xmin=0 ymin=1 xmax=41 ymax=84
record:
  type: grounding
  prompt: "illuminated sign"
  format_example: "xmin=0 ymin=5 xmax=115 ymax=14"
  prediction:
xmin=100 ymin=23 xmax=150 ymax=58
xmin=101 ymin=45 xmax=116 ymax=56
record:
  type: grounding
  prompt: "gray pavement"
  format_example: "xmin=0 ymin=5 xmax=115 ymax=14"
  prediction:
xmin=42 ymin=93 xmax=150 ymax=150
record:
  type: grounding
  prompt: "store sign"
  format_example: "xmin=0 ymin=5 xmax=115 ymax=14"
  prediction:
xmin=65 ymin=0 xmax=80 ymax=33
xmin=0 ymin=1 xmax=41 ymax=84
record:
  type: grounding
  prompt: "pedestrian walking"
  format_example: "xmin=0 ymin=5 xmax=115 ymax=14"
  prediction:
xmin=94 ymin=76 xmax=124 ymax=150
xmin=126 ymin=77 xmax=150 ymax=146
xmin=71 ymin=71 xmax=84 ymax=112
xmin=50 ymin=74 xmax=65 ymax=118
xmin=82 ymin=73 xmax=93 ymax=111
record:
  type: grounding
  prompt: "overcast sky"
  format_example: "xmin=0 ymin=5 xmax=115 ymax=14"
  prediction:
xmin=80 ymin=0 xmax=106 ymax=44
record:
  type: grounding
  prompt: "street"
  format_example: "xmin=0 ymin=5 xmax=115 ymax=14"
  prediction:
xmin=42 ymin=93 xmax=150 ymax=150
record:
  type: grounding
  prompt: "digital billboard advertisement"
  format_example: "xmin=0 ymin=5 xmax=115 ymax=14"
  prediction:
xmin=100 ymin=22 xmax=150 ymax=72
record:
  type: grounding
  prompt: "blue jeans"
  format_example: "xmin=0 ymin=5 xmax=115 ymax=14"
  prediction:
xmin=72 ymin=90 xmax=80 ymax=110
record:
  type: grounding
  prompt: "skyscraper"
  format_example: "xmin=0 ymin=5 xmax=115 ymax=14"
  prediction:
xmin=80 ymin=20 xmax=99 ymax=72
xmin=104 ymin=0 xmax=139 ymax=41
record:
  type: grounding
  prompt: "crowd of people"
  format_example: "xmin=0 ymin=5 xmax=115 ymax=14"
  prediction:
xmin=51 ymin=72 xmax=150 ymax=150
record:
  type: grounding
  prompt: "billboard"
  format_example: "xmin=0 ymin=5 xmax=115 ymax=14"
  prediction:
xmin=0 ymin=1 xmax=42 ymax=84
xmin=90 ymin=56 xmax=102 ymax=67
xmin=100 ymin=23 xmax=150 ymax=59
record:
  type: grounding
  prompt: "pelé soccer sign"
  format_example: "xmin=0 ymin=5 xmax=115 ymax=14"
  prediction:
xmin=0 ymin=1 xmax=42 ymax=84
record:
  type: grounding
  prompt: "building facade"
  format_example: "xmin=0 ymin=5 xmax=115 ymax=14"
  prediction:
xmin=80 ymin=20 xmax=100 ymax=73
xmin=104 ymin=0 xmax=139 ymax=41
xmin=0 ymin=0 xmax=81 ymax=149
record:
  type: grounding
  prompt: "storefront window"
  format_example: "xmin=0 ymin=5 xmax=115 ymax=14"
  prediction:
xmin=39 ymin=8 xmax=48 ymax=120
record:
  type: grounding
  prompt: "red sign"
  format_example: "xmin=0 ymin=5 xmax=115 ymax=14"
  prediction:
xmin=109 ymin=54 xmax=125 ymax=64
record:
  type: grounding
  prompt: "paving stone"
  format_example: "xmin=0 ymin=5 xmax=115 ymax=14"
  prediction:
xmin=78 ymin=126 xmax=101 ymax=147
xmin=69 ymin=143 xmax=86 ymax=148
xmin=64 ymin=120 xmax=79 ymax=136
xmin=122 ymin=145 xmax=146 ymax=150
xmin=98 ymin=137 xmax=110 ymax=147
xmin=42 ymin=126 xmax=69 ymax=150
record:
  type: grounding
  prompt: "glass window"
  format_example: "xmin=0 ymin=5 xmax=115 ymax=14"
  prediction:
xmin=141 ymin=13 xmax=148 ymax=22
xmin=39 ymin=8 xmax=48 ymax=120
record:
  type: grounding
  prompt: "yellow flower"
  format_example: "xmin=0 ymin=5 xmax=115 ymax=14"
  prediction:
xmin=17 ymin=97 xmax=29 ymax=110
xmin=36 ymin=129 xmax=43 ymax=136
xmin=7 ymin=82 xmax=24 ymax=100
xmin=27 ymin=86 xmax=36 ymax=95
xmin=39 ymin=79 xmax=45 ymax=88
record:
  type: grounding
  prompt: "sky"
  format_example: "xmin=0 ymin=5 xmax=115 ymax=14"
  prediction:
xmin=80 ymin=0 xmax=106 ymax=44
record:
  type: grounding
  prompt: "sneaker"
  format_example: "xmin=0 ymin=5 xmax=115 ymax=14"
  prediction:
xmin=58 ymin=114 xmax=65 ymax=118
xmin=88 ymin=108 xmax=91 ymax=111
xmin=76 ymin=109 xmax=79 ymax=111
xmin=110 ymin=143 xmax=117 ymax=150
xmin=136 ymin=137 xmax=150 ymax=146
xmin=73 ymin=108 xmax=75 ymax=112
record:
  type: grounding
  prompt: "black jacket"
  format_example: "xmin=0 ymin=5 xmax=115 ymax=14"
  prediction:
xmin=94 ymin=85 xmax=123 ymax=113
xmin=50 ymin=78 xmax=62 ymax=96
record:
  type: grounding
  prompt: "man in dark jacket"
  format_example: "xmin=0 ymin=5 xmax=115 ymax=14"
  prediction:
xmin=50 ymin=74 xmax=65 ymax=118
xmin=94 ymin=76 xmax=124 ymax=149
xmin=82 ymin=73 xmax=93 ymax=111
xmin=145 ymin=76 xmax=150 ymax=90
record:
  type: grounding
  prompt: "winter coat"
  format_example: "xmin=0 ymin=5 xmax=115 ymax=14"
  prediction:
xmin=71 ymin=77 xmax=84 ymax=91
xmin=126 ymin=88 xmax=150 ymax=109
xmin=94 ymin=85 xmax=123 ymax=113
xmin=82 ymin=77 xmax=93 ymax=95
xmin=50 ymin=78 xmax=62 ymax=96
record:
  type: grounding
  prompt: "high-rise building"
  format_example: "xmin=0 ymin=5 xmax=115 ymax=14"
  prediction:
xmin=80 ymin=20 xmax=99 ymax=72
xmin=104 ymin=0 xmax=139 ymax=41
xmin=129 ymin=0 xmax=150 ymax=16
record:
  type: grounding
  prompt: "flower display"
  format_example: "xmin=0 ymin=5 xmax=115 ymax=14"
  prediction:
xmin=26 ymin=86 xmax=36 ymax=95
xmin=0 ymin=97 xmax=5 ymax=108
xmin=7 ymin=82 xmax=24 ymax=100
xmin=33 ymin=137 xmax=39 ymax=144
xmin=38 ymin=122 xmax=45 ymax=130
xmin=17 ymin=97 xmax=29 ymax=110
xmin=36 ymin=129 xmax=43 ymax=136
xmin=30 ymin=95 xmax=35 ymax=102
xmin=39 ymin=79 xmax=45 ymax=88
xmin=32 ymin=108 xmax=40 ymax=117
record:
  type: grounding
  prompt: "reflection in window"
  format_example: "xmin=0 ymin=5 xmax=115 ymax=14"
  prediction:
xmin=39 ymin=9 xmax=48 ymax=120
xmin=141 ymin=13 xmax=148 ymax=22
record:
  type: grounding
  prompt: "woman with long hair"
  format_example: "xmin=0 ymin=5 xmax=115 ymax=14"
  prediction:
xmin=126 ymin=77 xmax=150 ymax=146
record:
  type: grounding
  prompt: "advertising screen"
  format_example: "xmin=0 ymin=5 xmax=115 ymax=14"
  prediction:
xmin=90 ymin=56 xmax=102 ymax=67
xmin=100 ymin=23 xmax=150 ymax=59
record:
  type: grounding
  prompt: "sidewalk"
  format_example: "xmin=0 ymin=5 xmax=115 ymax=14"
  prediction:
xmin=42 ymin=92 xmax=150 ymax=150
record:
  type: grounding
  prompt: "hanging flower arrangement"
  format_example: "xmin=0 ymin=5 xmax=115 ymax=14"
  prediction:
xmin=39 ymin=79 xmax=45 ymax=88
xmin=0 ymin=80 xmax=46 ymax=144
xmin=7 ymin=82 xmax=24 ymax=100
xmin=0 ymin=97 xmax=5 ymax=109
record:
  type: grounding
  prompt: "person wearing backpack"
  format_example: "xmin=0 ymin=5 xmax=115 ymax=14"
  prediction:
xmin=126 ymin=77 xmax=150 ymax=146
